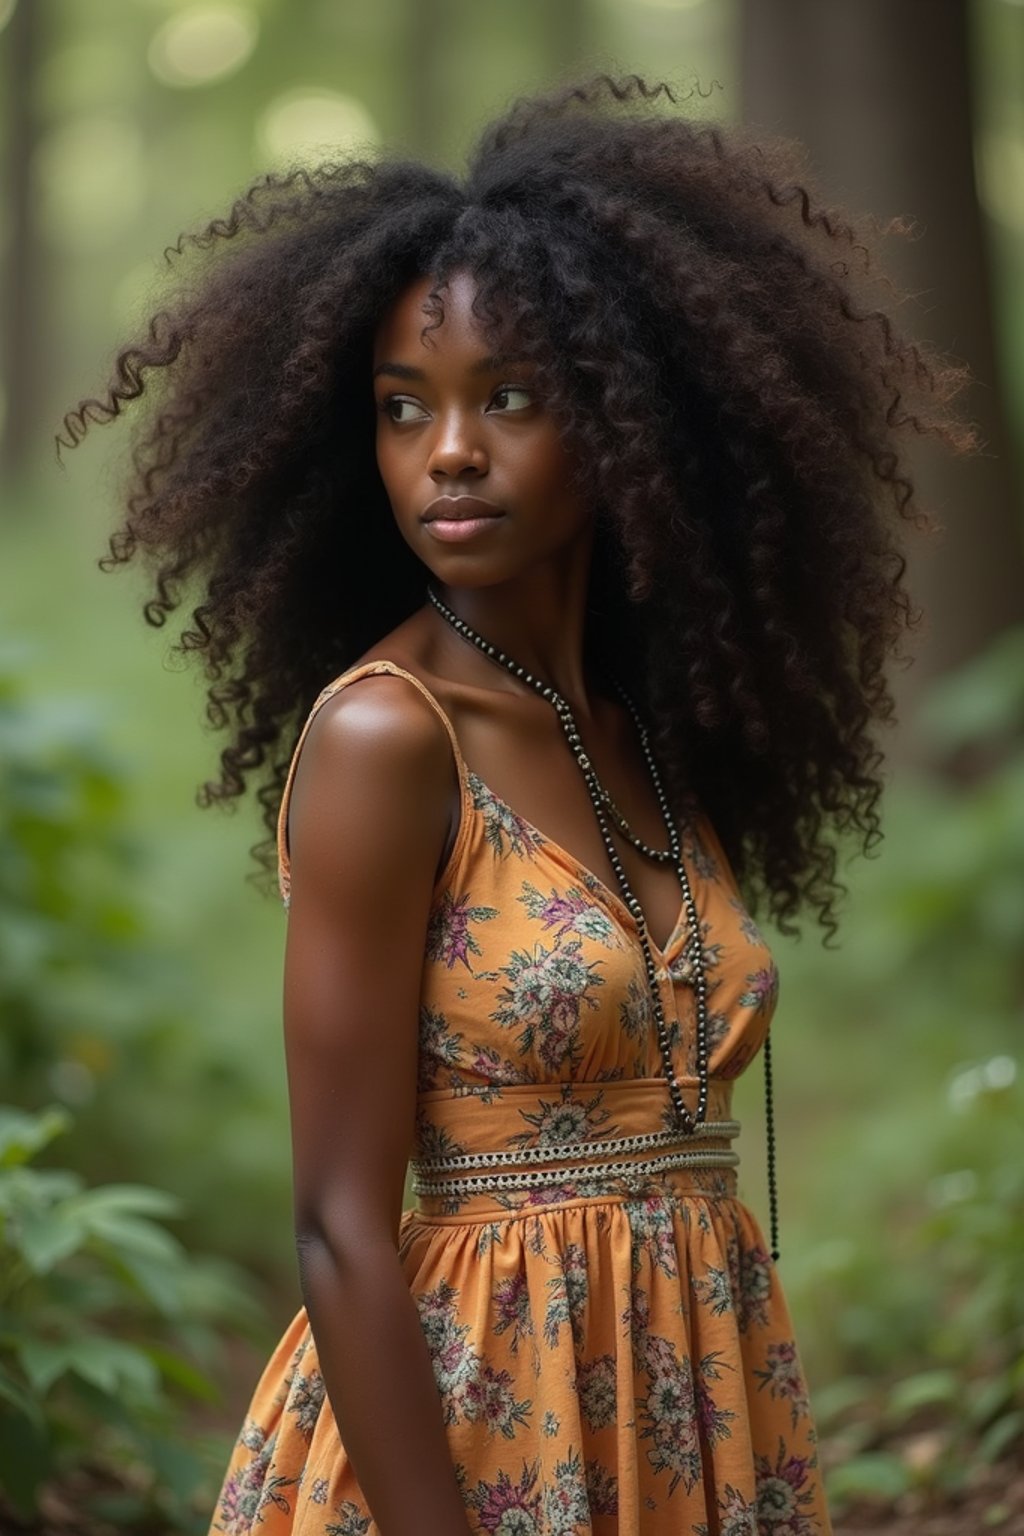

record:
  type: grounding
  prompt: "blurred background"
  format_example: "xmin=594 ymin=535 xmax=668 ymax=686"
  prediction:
xmin=1 ymin=1 xmax=1022 ymax=1532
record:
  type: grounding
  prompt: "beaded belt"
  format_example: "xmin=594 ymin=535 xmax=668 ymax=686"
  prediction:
xmin=409 ymin=1119 xmax=741 ymax=1199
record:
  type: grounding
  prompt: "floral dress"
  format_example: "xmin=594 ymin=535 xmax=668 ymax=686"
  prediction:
xmin=209 ymin=660 xmax=833 ymax=1536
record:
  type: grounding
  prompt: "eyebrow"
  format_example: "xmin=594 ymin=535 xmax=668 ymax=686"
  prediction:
xmin=372 ymin=352 xmax=531 ymax=382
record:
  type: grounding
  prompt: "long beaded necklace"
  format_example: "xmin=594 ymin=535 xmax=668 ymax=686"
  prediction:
xmin=426 ymin=582 xmax=711 ymax=1118
xmin=425 ymin=583 xmax=780 ymax=1262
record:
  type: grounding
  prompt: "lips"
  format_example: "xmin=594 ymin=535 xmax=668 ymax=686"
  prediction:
xmin=421 ymin=495 xmax=506 ymax=523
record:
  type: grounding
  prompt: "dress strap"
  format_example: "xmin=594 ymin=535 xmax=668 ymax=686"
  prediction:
xmin=276 ymin=660 xmax=470 ymax=909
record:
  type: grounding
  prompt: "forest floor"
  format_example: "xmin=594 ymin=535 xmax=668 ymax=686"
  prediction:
xmin=834 ymin=1459 xmax=1024 ymax=1534
xmin=6 ymin=1461 xmax=1024 ymax=1535
xmin=4 ymin=1463 xmax=1023 ymax=1535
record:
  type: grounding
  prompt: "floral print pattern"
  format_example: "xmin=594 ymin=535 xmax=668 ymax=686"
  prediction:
xmin=508 ymin=1084 xmax=613 ymax=1149
xmin=215 ymin=1422 xmax=278 ymax=1533
xmin=755 ymin=1340 xmax=812 ymax=1430
xmin=427 ymin=890 xmax=500 ymax=971
xmin=577 ymin=1354 xmax=617 ymax=1431
xmin=490 ymin=937 xmax=608 ymax=1073
xmin=470 ymin=771 xmax=546 ymax=863
xmin=418 ymin=1279 xmax=534 ymax=1438
xmin=324 ymin=1505 xmax=370 ymax=1536
xmin=518 ymin=877 xmax=620 ymax=947
xmin=739 ymin=963 xmax=781 ymax=1016
xmin=210 ymin=661 xmax=832 ymax=1534
xmin=755 ymin=1437 xmax=823 ymax=1533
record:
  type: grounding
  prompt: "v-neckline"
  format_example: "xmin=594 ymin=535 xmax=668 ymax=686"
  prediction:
xmin=465 ymin=768 xmax=689 ymax=962
xmin=345 ymin=659 xmax=691 ymax=961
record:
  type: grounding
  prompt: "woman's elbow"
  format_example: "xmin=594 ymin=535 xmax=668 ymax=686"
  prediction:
xmin=293 ymin=1206 xmax=398 ymax=1294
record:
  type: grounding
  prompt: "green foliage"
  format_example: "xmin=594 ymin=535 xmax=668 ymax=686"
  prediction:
xmin=805 ymin=1064 xmax=1024 ymax=1509
xmin=0 ymin=631 xmax=196 ymax=1129
xmin=0 ymin=636 xmax=276 ymax=1526
xmin=772 ymin=627 xmax=1024 ymax=1513
xmin=0 ymin=1102 xmax=264 ymax=1530
xmin=0 ymin=633 xmax=293 ymax=1283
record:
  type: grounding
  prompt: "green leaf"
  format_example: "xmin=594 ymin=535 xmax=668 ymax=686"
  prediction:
xmin=978 ymin=1410 xmax=1024 ymax=1465
xmin=64 ymin=1335 xmax=161 ymax=1398
xmin=86 ymin=1211 xmax=185 ymax=1264
xmin=807 ymin=1374 xmax=875 ymax=1427
xmin=13 ymin=1205 xmax=86 ymax=1273
xmin=111 ymin=1249 xmax=187 ymax=1316
xmin=17 ymin=1333 xmax=159 ymax=1400
xmin=827 ymin=1452 xmax=912 ymax=1504
xmin=0 ymin=1365 xmax=43 ymax=1424
xmin=61 ymin=1184 xmax=186 ymax=1277
xmin=885 ymin=1368 xmax=960 ymax=1424
xmin=917 ymin=627 xmax=1024 ymax=749
xmin=968 ymin=1372 xmax=1016 ymax=1428
xmin=0 ymin=1166 xmax=82 ymax=1217
xmin=17 ymin=1338 xmax=79 ymax=1395
xmin=144 ymin=1344 xmax=218 ymax=1403
xmin=0 ymin=1105 xmax=71 ymax=1168
xmin=64 ymin=1182 xmax=184 ymax=1222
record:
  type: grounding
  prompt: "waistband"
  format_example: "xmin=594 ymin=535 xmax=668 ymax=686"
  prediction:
xmin=409 ymin=1077 xmax=739 ymax=1221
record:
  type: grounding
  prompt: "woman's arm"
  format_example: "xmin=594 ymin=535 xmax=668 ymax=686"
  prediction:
xmin=282 ymin=675 xmax=472 ymax=1536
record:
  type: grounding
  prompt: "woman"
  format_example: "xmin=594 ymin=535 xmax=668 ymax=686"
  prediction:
xmin=61 ymin=73 xmax=975 ymax=1536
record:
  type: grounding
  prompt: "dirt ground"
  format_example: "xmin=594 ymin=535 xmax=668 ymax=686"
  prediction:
xmin=4 ymin=1401 xmax=1022 ymax=1536
xmin=834 ymin=1460 xmax=1024 ymax=1535
xmin=6 ymin=1467 xmax=1024 ymax=1535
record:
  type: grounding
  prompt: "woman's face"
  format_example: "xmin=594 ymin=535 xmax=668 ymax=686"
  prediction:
xmin=372 ymin=267 xmax=593 ymax=588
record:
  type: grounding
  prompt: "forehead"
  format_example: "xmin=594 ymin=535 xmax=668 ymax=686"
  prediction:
xmin=372 ymin=269 xmax=490 ymax=362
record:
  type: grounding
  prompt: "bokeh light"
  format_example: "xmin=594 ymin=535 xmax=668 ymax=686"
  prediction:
xmin=620 ymin=0 xmax=708 ymax=10
xmin=976 ymin=126 xmax=1024 ymax=231
xmin=148 ymin=3 xmax=259 ymax=89
xmin=255 ymin=88 xmax=380 ymax=166
xmin=34 ymin=115 xmax=146 ymax=251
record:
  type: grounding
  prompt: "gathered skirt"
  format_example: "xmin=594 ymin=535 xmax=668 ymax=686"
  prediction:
xmin=209 ymin=1165 xmax=832 ymax=1535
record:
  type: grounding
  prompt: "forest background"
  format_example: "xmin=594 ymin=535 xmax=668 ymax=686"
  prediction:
xmin=1 ymin=0 xmax=1022 ymax=1532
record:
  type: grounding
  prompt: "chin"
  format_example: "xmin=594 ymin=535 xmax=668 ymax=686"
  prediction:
xmin=409 ymin=535 xmax=507 ymax=575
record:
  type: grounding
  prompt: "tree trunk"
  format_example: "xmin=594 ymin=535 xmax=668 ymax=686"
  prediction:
xmin=740 ymin=0 xmax=1024 ymax=749
xmin=1 ymin=0 xmax=44 ymax=490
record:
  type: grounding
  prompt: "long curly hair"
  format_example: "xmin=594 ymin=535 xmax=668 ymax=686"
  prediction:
xmin=58 ymin=72 xmax=978 ymax=939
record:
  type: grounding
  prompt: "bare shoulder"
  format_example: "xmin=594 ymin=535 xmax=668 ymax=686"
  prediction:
xmin=287 ymin=670 xmax=455 ymax=892
xmin=305 ymin=670 xmax=450 ymax=771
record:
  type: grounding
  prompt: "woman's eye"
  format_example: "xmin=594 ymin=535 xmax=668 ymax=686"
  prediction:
xmin=490 ymin=385 xmax=533 ymax=412
xmin=379 ymin=396 xmax=426 ymax=424
xmin=377 ymin=386 xmax=533 ymax=424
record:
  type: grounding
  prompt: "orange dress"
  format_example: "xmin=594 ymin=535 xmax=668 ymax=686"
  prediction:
xmin=209 ymin=660 xmax=833 ymax=1535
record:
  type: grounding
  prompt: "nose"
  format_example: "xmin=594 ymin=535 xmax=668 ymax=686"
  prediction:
xmin=427 ymin=407 xmax=489 ymax=481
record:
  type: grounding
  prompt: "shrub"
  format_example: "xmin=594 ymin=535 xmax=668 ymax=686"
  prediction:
xmin=0 ymin=1102 xmax=264 ymax=1531
xmin=0 ymin=634 xmax=292 ymax=1284
xmin=772 ymin=627 xmax=1024 ymax=1514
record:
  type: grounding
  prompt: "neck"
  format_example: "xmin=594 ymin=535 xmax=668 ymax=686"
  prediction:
xmin=427 ymin=573 xmax=608 ymax=718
